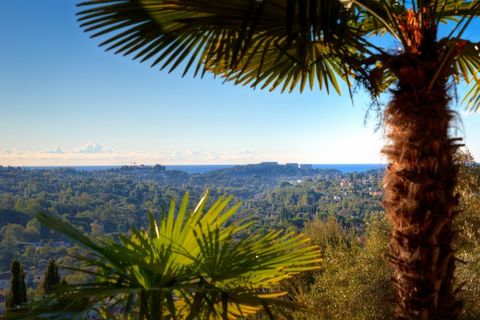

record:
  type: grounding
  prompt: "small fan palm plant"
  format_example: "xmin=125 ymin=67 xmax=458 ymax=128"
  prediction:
xmin=73 ymin=1 xmax=480 ymax=318
xmin=7 ymin=192 xmax=321 ymax=319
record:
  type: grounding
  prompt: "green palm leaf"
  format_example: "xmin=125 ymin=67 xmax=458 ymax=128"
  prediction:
xmin=437 ymin=0 xmax=480 ymax=19
xmin=77 ymin=0 xmax=371 ymax=94
xmin=452 ymin=40 xmax=480 ymax=112
xmin=76 ymin=0 xmax=480 ymax=103
xmin=8 ymin=192 xmax=321 ymax=320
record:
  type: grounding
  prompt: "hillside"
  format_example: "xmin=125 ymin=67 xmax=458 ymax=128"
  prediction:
xmin=0 ymin=163 xmax=382 ymax=271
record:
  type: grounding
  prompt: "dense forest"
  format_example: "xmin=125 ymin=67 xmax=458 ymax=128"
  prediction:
xmin=2 ymin=159 xmax=479 ymax=319
xmin=0 ymin=163 xmax=381 ymax=272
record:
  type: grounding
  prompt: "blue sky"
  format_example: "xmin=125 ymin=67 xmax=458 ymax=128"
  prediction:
xmin=1 ymin=1 xmax=479 ymax=165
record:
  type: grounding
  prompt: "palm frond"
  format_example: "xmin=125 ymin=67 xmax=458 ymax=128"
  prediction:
xmin=77 ymin=0 xmax=375 ymax=93
xmin=436 ymin=0 xmax=480 ymax=19
xmin=450 ymin=40 xmax=480 ymax=112
xmin=8 ymin=192 xmax=321 ymax=320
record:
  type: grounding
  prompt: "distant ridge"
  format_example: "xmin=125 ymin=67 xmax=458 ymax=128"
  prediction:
xmin=22 ymin=163 xmax=386 ymax=174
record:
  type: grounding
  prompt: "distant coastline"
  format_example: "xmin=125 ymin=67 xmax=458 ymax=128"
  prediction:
xmin=20 ymin=163 xmax=386 ymax=174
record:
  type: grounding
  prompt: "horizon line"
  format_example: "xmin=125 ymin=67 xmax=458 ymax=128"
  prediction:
xmin=2 ymin=163 xmax=388 ymax=167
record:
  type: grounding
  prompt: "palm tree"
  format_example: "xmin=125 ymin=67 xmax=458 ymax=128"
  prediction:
xmin=8 ymin=193 xmax=321 ymax=319
xmin=75 ymin=1 xmax=480 ymax=318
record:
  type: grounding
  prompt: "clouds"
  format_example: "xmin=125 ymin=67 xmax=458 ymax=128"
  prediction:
xmin=0 ymin=139 xmax=389 ymax=166
xmin=1 ymin=142 xmax=116 ymax=166
xmin=0 ymin=143 xmax=263 ymax=166
xmin=46 ymin=146 xmax=65 ymax=154
xmin=0 ymin=138 xmax=389 ymax=166
xmin=74 ymin=142 xmax=113 ymax=154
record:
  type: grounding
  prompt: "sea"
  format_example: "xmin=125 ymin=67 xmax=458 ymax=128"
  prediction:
xmin=23 ymin=164 xmax=386 ymax=174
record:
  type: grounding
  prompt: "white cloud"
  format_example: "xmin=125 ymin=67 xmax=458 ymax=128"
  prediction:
xmin=0 ymin=142 xmax=389 ymax=166
xmin=0 ymin=139 xmax=389 ymax=166
xmin=74 ymin=142 xmax=113 ymax=154
xmin=46 ymin=146 xmax=65 ymax=154
xmin=0 ymin=146 xmax=263 ymax=166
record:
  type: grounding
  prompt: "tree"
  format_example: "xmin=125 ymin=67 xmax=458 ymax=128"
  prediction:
xmin=276 ymin=152 xmax=480 ymax=320
xmin=42 ymin=260 xmax=61 ymax=295
xmin=282 ymin=214 xmax=394 ymax=320
xmin=74 ymin=1 xmax=480 ymax=318
xmin=6 ymin=260 xmax=27 ymax=310
xmin=454 ymin=150 xmax=480 ymax=318
xmin=8 ymin=193 xmax=321 ymax=319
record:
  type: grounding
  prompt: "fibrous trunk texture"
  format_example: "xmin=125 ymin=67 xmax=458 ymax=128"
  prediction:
xmin=383 ymin=74 xmax=461 ymax=319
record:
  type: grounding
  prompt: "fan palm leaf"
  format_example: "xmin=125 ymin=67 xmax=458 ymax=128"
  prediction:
xmin=452 ymin=40 xmax=480 ymax=111
xmin=7 ymin=192 xmax=321 ymax=320
xmin=77 ymin=0 xmax=374 ymax=94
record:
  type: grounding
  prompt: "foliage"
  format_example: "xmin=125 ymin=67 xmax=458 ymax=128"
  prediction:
xmin=6 ymin=260 xmax=28 ymax=310
xmin=256 ymin=151 xmax=480 ymax=320
xmin=278 ymin=215 xmax=394 ymax=320
xmin=73 ymin=1 xmax=480 ymax=318
xmin=75 ymin=0 xmax=480 ymax=109
xmin=0 ymin=165 xmax=380 ymax=271
xmin=42 ymin=260 xmax=61 ymax=295
xmin=455 ymin=150 xmax=480 ymax=319
xmin=7 ymin=192 xmax=321 ymax=320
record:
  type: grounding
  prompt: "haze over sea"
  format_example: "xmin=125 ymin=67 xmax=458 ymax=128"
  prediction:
xmin=24 ymin=164 xmax=386 ymax=174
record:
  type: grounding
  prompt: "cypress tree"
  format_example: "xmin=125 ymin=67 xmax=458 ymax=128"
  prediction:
xmin=6 ymin=260 xmax=27 ymax=309
xmin=42 ymin=260 xmax=61 ymax=294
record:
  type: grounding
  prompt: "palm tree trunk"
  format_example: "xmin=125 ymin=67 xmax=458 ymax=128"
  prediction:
xmin=383 ymin=75 xmax=462 ymax=319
